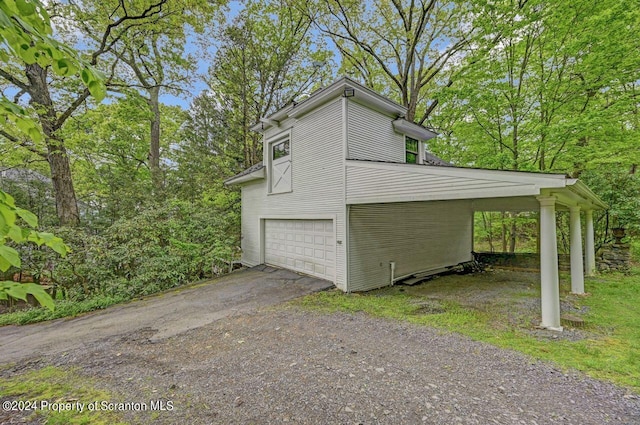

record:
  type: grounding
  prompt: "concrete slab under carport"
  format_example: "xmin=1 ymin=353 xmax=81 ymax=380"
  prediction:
xmin=0 ymin=268 xmax=334 ymax=364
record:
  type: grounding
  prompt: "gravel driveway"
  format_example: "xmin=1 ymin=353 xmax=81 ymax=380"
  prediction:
xmin=1 ymin=269 xmax=639 ymax=424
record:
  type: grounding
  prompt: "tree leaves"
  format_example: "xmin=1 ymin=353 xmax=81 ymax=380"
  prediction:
xmin=0 ymin=188 xmax=69 ymax=309
xmin=0 ymin=281 xmax=55 ymax=311
xmin=0 ymin=245 xmax=21 ymax=271
xmin=0 ymin=0 xmax=106 ymax=145
xmin=430 ymin=0 xmax=640 ymax=176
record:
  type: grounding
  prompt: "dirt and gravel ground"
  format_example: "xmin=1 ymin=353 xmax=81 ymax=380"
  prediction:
xmin=0 ymin=267 xmax=333 ymax=363
xmin=1 ymin=268 xmax=639 ymax=424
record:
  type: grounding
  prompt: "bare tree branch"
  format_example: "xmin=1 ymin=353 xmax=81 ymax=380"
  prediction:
xmin=56 ymin=88 xmax=91 ymax=129
xmin=89 ymin=0 xmax=168 ymax=65
xmin=0 ymin=68 xmax=30 ymax=92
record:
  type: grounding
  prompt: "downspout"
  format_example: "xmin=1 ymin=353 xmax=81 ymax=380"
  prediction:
xmin=390 ymin=261 xmax=396 ymax=286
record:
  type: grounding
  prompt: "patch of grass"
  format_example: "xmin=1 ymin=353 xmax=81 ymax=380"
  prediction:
xmin=0 ymin=295 xmax=127 ymax=326
xmin=0 ymin=366 xmax=127 ymax=425
xmin=630 ymin=238 xmax=640 ymax=262
xmin=296 ymin=268 xmax=640 ymax=393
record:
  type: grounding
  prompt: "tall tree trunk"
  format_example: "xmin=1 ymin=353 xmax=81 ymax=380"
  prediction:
xmin=501 ymin=212 xmax=508 ymax=252
xmin=148 ymin=85 xmax=162 ymax=190
xmin=47 ymin=143 xmax=80 ymax=226
xmin=509 ymin=213 xmax=517 ymax=253
xmin=481 ymin=212 xmax=494 ymax=253
xmin=26 ymin=63 xmax=80 ymax=226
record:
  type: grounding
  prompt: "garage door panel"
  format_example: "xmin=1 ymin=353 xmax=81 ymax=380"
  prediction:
xmin=265 ymin=219 xmax=334 ymax=281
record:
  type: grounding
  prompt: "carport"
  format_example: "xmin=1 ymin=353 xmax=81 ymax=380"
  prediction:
xmin=345 ymin=160 xmax=607 ymax=331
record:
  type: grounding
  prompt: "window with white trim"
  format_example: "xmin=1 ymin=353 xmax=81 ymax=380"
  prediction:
xmin=269 ymin=136 xmax=292 ymax=194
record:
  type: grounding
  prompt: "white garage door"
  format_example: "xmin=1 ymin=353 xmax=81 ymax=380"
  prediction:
xmin=264 ymin=219 xmax=335 ymax=281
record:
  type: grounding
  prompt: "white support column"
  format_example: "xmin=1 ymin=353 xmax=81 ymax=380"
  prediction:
xmin=537 ymin=196 xmax=563 ymax=331
xmin=585 ymin=209 xmax=596 ymax=276
xmin=569 ymin=206 xmax=585 ymax=294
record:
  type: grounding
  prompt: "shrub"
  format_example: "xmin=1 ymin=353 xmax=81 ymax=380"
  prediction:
xmin=11 ymin=198 xmax=240 ymax=303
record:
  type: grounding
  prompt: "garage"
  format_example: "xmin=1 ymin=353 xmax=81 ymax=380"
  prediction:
xmin=264 ymin=219 xmax=335 ymax=281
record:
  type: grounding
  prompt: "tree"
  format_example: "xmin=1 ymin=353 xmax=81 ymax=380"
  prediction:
xmin=0 ymin=0 xmax=167 ymax=225
xmin=61 ymin=98 xmax=187 ymax=226
xmin=209 ymin=0 xmax=332 ymax=169
xmin=311 ymin=0 xmax=483 ymax=124
xmin=0 ymin=0 xmax=94 ymax=307
xmin=75 ymin=0 xmax=223 ymax=191
xmin=168 ymin=91 xmax=234 ymax=202
xmin=0 ymin=190 xmax=68 ymax=310
xmin=426 ymin=0 xmax=640 ymax=252
xmin=429 ymin=0 xmax=640 ymax=174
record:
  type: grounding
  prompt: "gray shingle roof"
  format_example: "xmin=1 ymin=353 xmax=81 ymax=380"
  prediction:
xmin=225 ymin=162 xmax=264 ymax=183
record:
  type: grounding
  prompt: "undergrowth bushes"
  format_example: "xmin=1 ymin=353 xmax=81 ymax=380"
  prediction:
xmin=15 ymin=199 xmax=239 ymax=302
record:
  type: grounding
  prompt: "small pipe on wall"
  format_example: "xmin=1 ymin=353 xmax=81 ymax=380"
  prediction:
xmin=390 ymin=261 xmax=396 ymax=286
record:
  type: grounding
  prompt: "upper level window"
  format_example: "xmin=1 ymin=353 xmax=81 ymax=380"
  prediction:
xmin=405 ymin=136 xmax=419 ymax=164
xmin=272 ymin=140 xmax=290 ymax=160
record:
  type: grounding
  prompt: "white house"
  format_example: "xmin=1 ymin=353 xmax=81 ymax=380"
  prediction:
xmin=225 ymin=77 xmax=607 ymax=331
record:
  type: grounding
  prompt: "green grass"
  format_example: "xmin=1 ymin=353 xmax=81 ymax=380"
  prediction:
xmin=0 ymin=366 xmax=127 ymax=425
xmin=0 ymin=295 xmax=127 ymax=326
xmin=631 ymin=239 xmax=640 ymax=260
xmin=296 ymin=268 xmax=640 ymax=393
xmin=0 ymin=275 xmax=225 ymax=326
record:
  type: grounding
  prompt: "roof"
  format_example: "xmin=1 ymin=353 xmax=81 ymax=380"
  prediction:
xmin=251 ymin=77 xmax=437 ymax=136
xmin=424 ymin=153 xmax=451 ymax=166
xmin=344 ymin=159 xmax=608 ymax=210
xmin=224 ymin=162 xmax=265 ymax=186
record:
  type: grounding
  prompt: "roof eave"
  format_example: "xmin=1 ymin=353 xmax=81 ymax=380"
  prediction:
xmin=224 ymin=167 xmax=265 ymax=186
xmin=251 ymin=77 xmax=408 ymax=133
xmin=566 ymin=179 xmax=608 ymax=210
xmin=392 ymin=118 xmax=437 ymax=140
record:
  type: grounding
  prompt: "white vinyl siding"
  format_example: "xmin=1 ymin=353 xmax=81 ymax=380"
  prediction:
xmin=347 ymin=100 xmax=404 ymax=162
xmin=240 ymin=182 xmax=266 ymax=266
xmin=265 ymin=219 xmax=335 ymax=280
xmin=348 ymin=201 xmax=473 ymax=292
xmin=346 ymin=161 xmax=543 ymax=204
xmin=240 ymin=98 xmax=346 ymax=289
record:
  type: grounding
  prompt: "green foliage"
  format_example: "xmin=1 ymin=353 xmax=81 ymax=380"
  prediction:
xmin=11 ymin=194 xmax=240 ymax=306
xmin=0 ymin=174 xmax=58 ymax=227
xmin=209 ymin=0 xmax=332 ymax=168
xmin=430 ymin=0 xmax=640 ymax=172
xmin=314 ymin=0 xmax=480 ymax=123
xmin=581 ymin=170 xmax=640 ymax=238
xmin=90 ymin=200 xmax=236 ymax=297
xmin=631 ymin=240 xmax=640 ymax=262
xmin=473 ymin=211 xmax=539 ymax=253
xmin=0 ymin=0 xmax=105 ymax=140
xmin=0 ymin=294 xmax=126 ymax=326
xmin=61 ymin=97 xmax=164 ymax=225
xmin=0 ymin=189 xmax=68 ymax=310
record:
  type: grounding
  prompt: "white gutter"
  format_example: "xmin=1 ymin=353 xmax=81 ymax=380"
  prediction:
xmin=392 ymin=118 xmax=437 ymax=140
